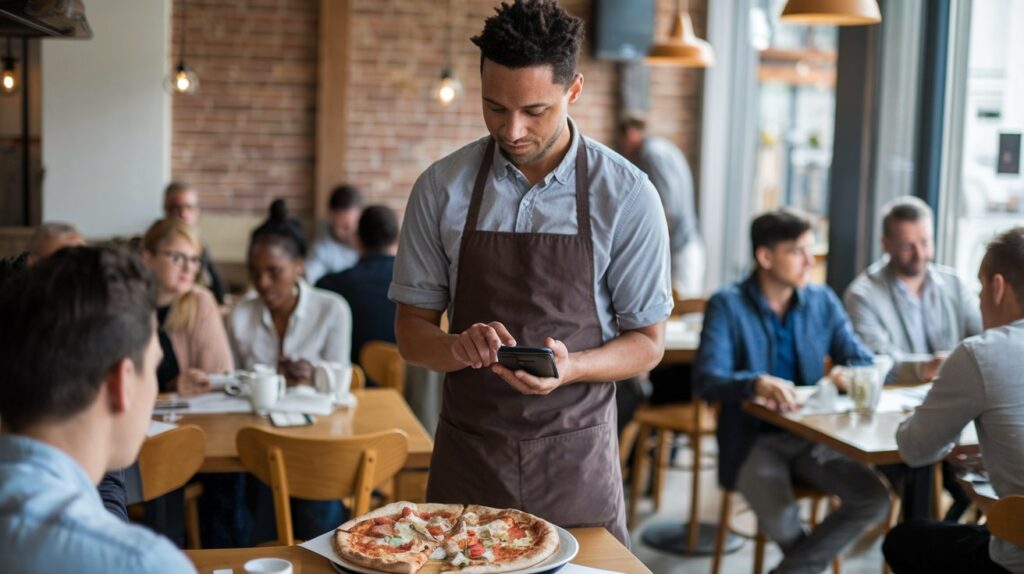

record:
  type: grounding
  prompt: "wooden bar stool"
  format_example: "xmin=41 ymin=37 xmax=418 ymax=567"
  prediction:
xmin=712 ymin=485 xmax=842 ymax=574
xmin=626 ymin=401 xmax=716 ymax=549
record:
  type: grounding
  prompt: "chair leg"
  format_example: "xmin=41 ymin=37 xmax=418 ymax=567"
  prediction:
xmin=653 ymin=430 xmax=670 ymax=511
xmin=711 ymin=490 xmax=731 ymax=574
xmin=809 ymin=495 xmax=822 ymax=527
xmin=628 ymin=424 xmax=651 ymax=528
xmin=183 ymin=482 xmax=203 ymax=550
xmin=753 ymin=531 xmax=766 ymax=574
xmin=688 ymin=429 xmax=703 ymax=553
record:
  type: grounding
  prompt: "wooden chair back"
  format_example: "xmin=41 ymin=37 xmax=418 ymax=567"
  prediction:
xmin=351 ymin=363 xmax=367 ymax=391
xmin=236 ymin=427 xmax=408 ymax=545
xmin=359 ymin=341 xmax=406 ymax=394
xmin=987 ymin=495 xmax=1024 ymax=546
xmin=137 ymin=425 xmax=207 ymax=501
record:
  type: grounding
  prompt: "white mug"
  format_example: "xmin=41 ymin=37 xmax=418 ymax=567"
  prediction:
xmin=314 ymin=361 xmax=353 ymax=403
xmin=226 ymin=370 xmax=285 ymax=412
xmin=243 ymin=557 xmax=293 ymax=574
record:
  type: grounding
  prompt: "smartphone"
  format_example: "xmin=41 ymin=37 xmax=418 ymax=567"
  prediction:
xmin=497 ymin=346 xmax=559 ymax=378
xmin=269 ymin=412 xmax=314 ymax=427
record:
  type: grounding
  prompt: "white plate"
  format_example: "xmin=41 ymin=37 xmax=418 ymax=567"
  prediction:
xmin=326 ymin=525 xmax=579 ymax=574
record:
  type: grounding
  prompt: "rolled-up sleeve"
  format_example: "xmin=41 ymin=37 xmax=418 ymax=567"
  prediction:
xmin=606 ymin=177 xmax=674 ymax=330
xmin=389 ymin=167 xmax=451 ymax=311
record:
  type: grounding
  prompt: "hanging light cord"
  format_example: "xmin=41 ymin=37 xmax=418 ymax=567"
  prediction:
xmin=179 ymin=0 xmax=187 ymax=66
xmin=444 ymin=0 xmax=454 ymax=69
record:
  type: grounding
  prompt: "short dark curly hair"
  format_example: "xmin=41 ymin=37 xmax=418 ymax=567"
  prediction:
xmin=471 ymin=0 xmax=584 ymax=87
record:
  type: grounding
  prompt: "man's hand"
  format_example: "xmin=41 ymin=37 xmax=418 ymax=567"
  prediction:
xmin=452 ymin=322 xmax=516 ymax=369
xmin=280 ymin=358 xmax=313 ymax=387
xmin=491 ymin=337 xmax=573 ymax=396
xmin=754 ymin=375 xmax=799 ymax=412
xmin=827 ymin=366 xmax=852 ymax=393
xmin=176 ymin=368 xmax=211 ymax=396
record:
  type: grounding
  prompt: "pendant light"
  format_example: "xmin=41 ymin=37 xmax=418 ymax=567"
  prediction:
xmin=647 ymin=0 xmax=715 ymax=67
xmin=2 ymin=38 xmax=18 ymax=96
xmin=165 ymin=0 xmax=199 ymax=95
xmin=435 ymin=0 xmax=462 ymax=106
xmin=780 ymin=0 xmax=881 ymax=26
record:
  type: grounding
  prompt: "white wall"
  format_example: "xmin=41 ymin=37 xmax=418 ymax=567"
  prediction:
xmin=42 ymin=0 xmax=170 ymax=238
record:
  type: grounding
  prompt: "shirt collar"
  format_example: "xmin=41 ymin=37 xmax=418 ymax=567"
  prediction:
xmin=260 ymin=280 xmax=311 ymax=330
xmin=490 ymin=117 xmax=580 ymax=186
xmin=0 ymin=435 xmax=98 ymax=498
xmin=743 ymin=271 xmax=808 ymax=314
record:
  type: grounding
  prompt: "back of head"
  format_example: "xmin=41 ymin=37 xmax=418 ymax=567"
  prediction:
xmin=329 ymin=184 xmax=363 ymax=212
xmin=250 ymin=199 xmax=307 ymax=260
xmin=471 ymin=0 xmax=584 ymax=86
xmin=358 ymin=205 xmax=400 ymax=254
xmin=25 ymin=222 xmax=84 ymax=260
xmin=750 ymin=208 xmax=812 ymax=258
xmin=982 ymin=226 xmax=1024 ymax=304
xmin=882 ymin=196 xmax=932 ymax=238
xmin=0 ymin=246 xmax=156 ymax=431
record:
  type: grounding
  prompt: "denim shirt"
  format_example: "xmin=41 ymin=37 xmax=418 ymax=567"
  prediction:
xmin=0 ymin=435 xmax=195 ymax=573
xmin=695 ymin=274 xmax=874 ymax=489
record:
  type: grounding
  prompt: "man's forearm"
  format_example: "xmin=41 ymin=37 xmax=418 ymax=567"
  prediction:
xmin=566 ymin=326 xmax=664 ymax=383
xmin=395 ymin=311 xmax=465 ymax=373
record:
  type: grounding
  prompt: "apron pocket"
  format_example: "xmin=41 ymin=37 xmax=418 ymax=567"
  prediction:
xmin=427 ymin=417 xmax=520 ymax=509
xmin=517 ymin=422 xmax=623 ymax=528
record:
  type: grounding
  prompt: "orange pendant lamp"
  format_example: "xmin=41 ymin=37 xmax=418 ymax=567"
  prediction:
xmin=647 ymin=0 xmax=714 ymax=67
xmin=780 ymin=0 xmax=881 ymax=26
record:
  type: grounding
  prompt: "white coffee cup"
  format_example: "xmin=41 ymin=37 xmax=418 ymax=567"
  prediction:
xmin=226 ymin=370 xmax=285 ymax=412
xmin=850 ymin=365 xmax=882 ymax=415
xmin=243 ymin=557 xmax=293 ymax=574
xmin=314 ymin=361 xmax=353 ymax=403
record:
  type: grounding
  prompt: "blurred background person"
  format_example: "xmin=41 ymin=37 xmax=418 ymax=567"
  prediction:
xmin=305 ymin=184 xmax=363 ymax=284
xmin=24 ymin=222 xmax=85 ymax=265
xmin=163 ymin=182 xmax=227 ymax=304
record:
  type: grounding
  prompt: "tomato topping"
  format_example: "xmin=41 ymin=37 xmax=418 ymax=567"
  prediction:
xmin=401 ymin=507 xmax=413 ymax=518
xmin=468 ymin=543 xmax=486 ymax=559
xmin=427 ymin=525 xmax=443 ymax=536
xmin=374 ymin=516 xmax=396 ymax=525
xmin=501 ymin=517 xmax=516 ymax=528
xmin=508 ymin=526 xmax=526 ymax=540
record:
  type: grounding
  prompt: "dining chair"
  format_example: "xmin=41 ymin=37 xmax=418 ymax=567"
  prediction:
xmin=712 ymin=485 xmax=841 ymax=574
xmin=985 ymin=495 xmax=1024 ymax=546
xmin=359 ymin=341 xmax=406 ymax=395
xmin=235 ymin=427 xmax=409 ymax=546
xmin=351 ymin=363 xmax=367 ymax=392
xmin=136 ymin=425 xmax=207 ymax=549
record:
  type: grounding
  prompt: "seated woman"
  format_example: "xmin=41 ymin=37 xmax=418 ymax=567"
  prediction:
xmin=141 ymin=218 xmax=234 ymax=394
xmin=222 ymin=199 xmax=353 ymax=545
xmin=228 ymin=199 xmax=352 ymax=385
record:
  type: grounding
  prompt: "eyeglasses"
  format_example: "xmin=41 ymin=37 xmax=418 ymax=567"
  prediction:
xmin=160 ymin=250 xmax=202 ymax=268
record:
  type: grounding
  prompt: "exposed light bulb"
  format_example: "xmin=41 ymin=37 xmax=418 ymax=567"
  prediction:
xmin=436 ymin=69 xmax=462 ymax=106
xmin=1 ymin=57 xmax=16 ymax=95
xmin=164 ymin=62 xmax=199 ymax=95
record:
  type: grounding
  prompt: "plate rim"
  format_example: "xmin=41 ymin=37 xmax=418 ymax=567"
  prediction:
xmin=328 ymin=525 xmax=579 ymax=574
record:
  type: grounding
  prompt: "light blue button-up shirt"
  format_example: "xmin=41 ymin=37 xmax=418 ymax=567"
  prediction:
xmin=0 ymin=435 xmax=196 ymax=573
xmin=389 ymin=119 xmax=673 ymax=343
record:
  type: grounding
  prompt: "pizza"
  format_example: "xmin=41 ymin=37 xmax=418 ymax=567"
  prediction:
xmin=332 ymin=502 xmax=560 ymax=573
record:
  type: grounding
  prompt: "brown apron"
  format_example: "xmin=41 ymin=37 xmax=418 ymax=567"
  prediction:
xmin=426 ymin=136 xmax=628 ymax=544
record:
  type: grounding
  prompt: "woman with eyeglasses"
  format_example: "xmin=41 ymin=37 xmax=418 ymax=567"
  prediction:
xmin=141 ymin=218 xmax=234 ymax=394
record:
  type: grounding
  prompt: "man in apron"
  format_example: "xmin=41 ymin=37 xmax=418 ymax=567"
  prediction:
xmin=388 ymin=0 xmax=673 ymax=545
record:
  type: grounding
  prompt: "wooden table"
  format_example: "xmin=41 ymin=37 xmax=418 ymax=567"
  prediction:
xmin=187 ymin=527 xmax=652 ymax=573
xmin=166 ymin=389 xmax=433 ymax=473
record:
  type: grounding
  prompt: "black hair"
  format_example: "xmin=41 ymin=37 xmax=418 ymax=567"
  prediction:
xmin=358 ymin=205 xmax=399 ymax=254
xmin=329 ymin=184 xmax=363 ymax=212
xmin=750 ymin=208 xmax=813 ymax=258
xmin=982 ymin=226 xmax=1024 ymax=303
xmin=471 ymin=0 xmax=584 ymax=86
xmin=882 ymin=196 xmax=933 ymax=238
xmin=0 ymin=246 xmax=156 ymax=431
xmin=250 ymin=199 xmax=307 ymax=260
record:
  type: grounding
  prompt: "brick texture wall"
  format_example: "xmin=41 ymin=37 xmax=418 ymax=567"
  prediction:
xmin=171 ymin=0 xmax=706 ymax=218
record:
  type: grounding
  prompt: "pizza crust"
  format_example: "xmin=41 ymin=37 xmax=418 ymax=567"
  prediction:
xmin=332 ymin=530 xmax=433 ymax=574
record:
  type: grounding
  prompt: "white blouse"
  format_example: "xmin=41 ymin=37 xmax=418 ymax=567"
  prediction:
xmin=227 ymin=280 xmax=352 ymax=369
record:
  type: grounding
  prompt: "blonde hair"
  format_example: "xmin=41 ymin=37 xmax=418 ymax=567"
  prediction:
xmin=142 ymin=219 xmax=203 ymax=333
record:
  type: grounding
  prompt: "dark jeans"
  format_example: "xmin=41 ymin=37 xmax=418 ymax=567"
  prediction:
xmin=878 ymin=462 xmax=971 ymax=521
xmin=883 ymin=519 xmax=1011 ymax=574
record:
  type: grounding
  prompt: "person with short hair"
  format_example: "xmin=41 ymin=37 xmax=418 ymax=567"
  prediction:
xmin=696 ymin=208 xmax=888 ymax=574
xmin=0 ymin=247 xmax=195 ymax=573
xmin=163 ymin=181 xmax=227 ymax=304
xmin=317 ymin=205 xmax=400 ymax=365
xmin=140 ymin=218 xmax=234 ymax=394
xmin=24 ymin=221 xmax=85 ymax=264
xmin=620 ymin=114 xmax=704 ymax=297
xmin=305 ymin=184 xmax=363 ymax=284
xmin=390 ymin=0 xmax=671 ymax=544
xmin=844 ymin=196 xmax=981 ymax=384
xmin=884 ymin=226 xmax=1024 ymax=574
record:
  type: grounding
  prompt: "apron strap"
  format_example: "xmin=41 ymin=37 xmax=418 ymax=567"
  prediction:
xmin=462 ymin=131 xmax=592 ymax=240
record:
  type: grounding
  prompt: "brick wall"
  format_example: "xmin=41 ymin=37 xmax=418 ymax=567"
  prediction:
xmin=171 ymin=0 xmax=706 ymax=218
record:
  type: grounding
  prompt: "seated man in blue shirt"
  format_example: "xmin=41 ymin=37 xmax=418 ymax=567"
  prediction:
xmin=696 ymin=209 xmax=889 ymax=574
xmin=317 ymin=204 xmax=399 ymax=366
xmin=0 ymin=247 xmax=195 ymax=573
